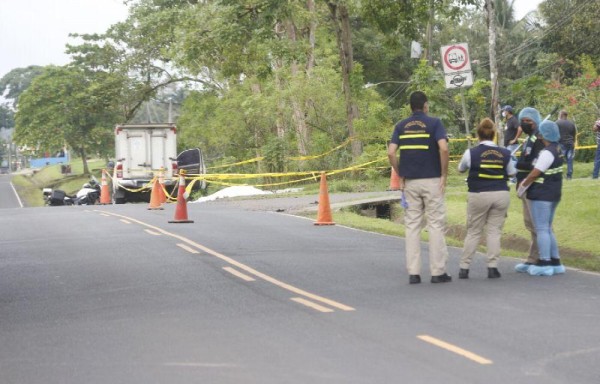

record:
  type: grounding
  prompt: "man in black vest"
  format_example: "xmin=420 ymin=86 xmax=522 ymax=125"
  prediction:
xmin=387 ymin=91 xmax=451 ymax=284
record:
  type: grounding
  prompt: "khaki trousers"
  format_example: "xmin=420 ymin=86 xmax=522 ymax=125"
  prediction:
xmin=403 ymin=178 xmax=449 ymax=276
xmin=460 ymin=190 xmax=510 ymax=269
xmin=520 ymin=195 xmax=539 ymax=263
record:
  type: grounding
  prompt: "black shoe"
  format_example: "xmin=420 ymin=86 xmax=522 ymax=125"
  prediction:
xmin=409 ymin=275 xmax=421 ymax=284
xmin=431 ymin=273 xmax=452 ymax=283
xmin=488 ymin=267 xmax=501 ymax=279
xmin=458 ymin=269 xmax=469 ymax=279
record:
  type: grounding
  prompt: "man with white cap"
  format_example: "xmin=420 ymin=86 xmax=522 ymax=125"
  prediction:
xmin=517 ymin=120 xmax=565 ymax=276
xmin=502 ymin=105 xmax=521 ymax=183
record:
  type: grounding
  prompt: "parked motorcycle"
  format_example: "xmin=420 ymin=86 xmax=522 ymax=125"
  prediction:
xmin=43 ymin=178 xmax=101 ymax=206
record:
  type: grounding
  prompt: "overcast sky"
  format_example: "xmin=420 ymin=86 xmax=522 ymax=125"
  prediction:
xmin=0 ymin=0 xmax=544 ymax=80
xmin=0 ymin=0 xmax=128 ymax=79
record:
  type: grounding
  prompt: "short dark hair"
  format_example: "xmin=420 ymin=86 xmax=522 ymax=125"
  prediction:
xmin=410 ymin=91 xmax=428 ymax=111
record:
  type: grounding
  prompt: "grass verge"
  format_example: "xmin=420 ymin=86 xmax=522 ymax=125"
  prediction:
xmin=11 ymin=159 xmax=106 ymax=207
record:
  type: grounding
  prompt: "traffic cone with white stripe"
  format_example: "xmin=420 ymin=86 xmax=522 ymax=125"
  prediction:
xmin=99 ymin=169 xmax=111 ymax=205
xmin=168 ymin=170 xmax=194 ymax=224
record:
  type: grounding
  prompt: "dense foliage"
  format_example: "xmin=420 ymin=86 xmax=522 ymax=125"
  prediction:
xmin=3 ymin=0 xmax=599 ymax=173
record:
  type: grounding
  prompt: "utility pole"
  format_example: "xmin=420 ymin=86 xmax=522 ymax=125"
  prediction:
xmin=486 ymin=0 xmax=503 ymax=145
xmin=425 ymin=0 xmax=435 ymax=65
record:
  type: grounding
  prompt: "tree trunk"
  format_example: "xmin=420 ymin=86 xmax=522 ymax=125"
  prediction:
xmin=285 ymin=19 xmax=309 ymax=156
xmin=79 ymin=147 xmax=90 ymax=175
xmin=327 ymin=1 xmax=361 ymax=159
xmin=486 ymin=0 xmax=503 ymax=146
xmin=306 ymin=0 xmax=317 ymax=73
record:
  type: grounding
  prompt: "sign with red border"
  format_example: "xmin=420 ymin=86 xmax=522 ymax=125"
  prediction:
xmin=440 ymin=43 xmax=471 ymax=74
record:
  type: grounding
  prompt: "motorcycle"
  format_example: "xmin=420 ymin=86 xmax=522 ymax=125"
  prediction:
xmin=43 ymin=177 xmax=101 ymax=206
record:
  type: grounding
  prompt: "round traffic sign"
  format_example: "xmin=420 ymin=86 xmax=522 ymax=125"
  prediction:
xmin=443 ymin=45 xmax=468 ymax=71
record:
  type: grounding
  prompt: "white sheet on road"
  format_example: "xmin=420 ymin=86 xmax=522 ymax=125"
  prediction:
xmin=192 ymin=186 xmax=303 ymax=203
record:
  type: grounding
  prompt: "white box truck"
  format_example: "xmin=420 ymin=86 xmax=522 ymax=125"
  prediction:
xmin=112 ymin=123 xmax=178 ymax=204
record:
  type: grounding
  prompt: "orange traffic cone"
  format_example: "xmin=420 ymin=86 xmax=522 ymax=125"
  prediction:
xmin=99 ymin=169 xmax=111 ymax=204
xmin=147 ymin=178 xmax=164 ymax=210
xmin=158 ymin=167 xmax=167 ymax=203
xmin=168 ymin=170 xmax=194 ymax=224
xmin=388 ymin=167 xmax=401 ymax=191
xmin=314 ymin=172 xmax=335 ymax=226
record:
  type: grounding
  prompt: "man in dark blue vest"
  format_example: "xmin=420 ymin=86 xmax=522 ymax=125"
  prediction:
xmin=387 ymin=91 xmax=451 ymax=284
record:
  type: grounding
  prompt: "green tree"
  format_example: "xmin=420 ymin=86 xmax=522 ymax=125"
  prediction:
xmin=539 ymin=0 xmax=600 ymax=71
xmin=14 ymin=66 xmax=121 ymax=174
xmin=0 ymin=66 xmax=45 ymax=109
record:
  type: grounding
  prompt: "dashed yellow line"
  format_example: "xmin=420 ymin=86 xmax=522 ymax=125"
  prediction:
xmin=99 ymin=210 xmax=354 ymax=312
xmin=291 ymin=297 xmax=334 ymax=313
xmin=177 ymin=243 xmax=200 ymax=254
xmin=223 ymin=267 xmax=255 ymax=282
xmin=417 ymin=335 xmax=493 ymax=365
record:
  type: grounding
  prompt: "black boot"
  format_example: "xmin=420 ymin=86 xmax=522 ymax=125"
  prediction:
xmin=458 ymin=269 xmax=469 ymax=279
xmin=409 ymin=275 xmax=421 ymax=284
xmin=488 ymin=267 xmax=501 ymax=279
xmin=431 ymin=273 xmax=452 ymax=283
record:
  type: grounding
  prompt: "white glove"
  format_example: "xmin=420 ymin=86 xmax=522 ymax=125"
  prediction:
xmin=517 ymin=183 xmax=529 ymax=198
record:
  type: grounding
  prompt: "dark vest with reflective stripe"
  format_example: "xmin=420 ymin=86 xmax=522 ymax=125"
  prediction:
xmin=527 ymin=144 xmax=563 ymax=202
xmin=516 ymin=134 xmax=544 ymax=184
xmin=396 ymin=113 xmax=443 ymax=179
xmin=467 ymin=144 xmax=511 ymax=192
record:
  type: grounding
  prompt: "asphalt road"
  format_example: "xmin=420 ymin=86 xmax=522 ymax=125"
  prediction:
xmin=0 ymin=174 xmax=23 ymax=209
xmin=1 ymin=195 xmax=599 ymax=383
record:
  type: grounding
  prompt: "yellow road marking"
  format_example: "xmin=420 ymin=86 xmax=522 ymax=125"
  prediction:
xmin=291 ymin=297 xmax=334 ymax=313
xmin=163 ymin=362 xmax=238 ymax=368
xmin=417 ymin=335 xmax=493 ymax=365
xmin=120 ymin=219 xmax=131 ymax=224
xmin=95 ymin=210 xmax=355 ymax=312
xmin=223 ymin=267 xmax=255 ymax=282
xmin=100 ymin=213 xmax=110 ymax=217
xmin=177 ymin=243 xmax=200 ymax=254
xmin=145 ymin=229 xmax=162 ymax=236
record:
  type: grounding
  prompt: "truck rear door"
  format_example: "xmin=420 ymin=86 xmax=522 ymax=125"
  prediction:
xmin=126 ymin=129 xmax=153 ymax=179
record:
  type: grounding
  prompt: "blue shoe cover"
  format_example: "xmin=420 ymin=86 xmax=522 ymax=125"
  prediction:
xmin=552 ymin=265 xmax=566 ymax=274
xmin=528 ymin=265 xmax=554 ymax=276
xmin=515 ymin=263 xmax=531 ymax=273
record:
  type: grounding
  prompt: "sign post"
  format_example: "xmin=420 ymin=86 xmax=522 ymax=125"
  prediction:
xmin=440 ymin=43 xmax=474 ymax=146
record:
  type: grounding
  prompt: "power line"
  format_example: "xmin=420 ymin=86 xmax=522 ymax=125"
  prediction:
xmin=477 ymin=0 xmax=594 ymax=69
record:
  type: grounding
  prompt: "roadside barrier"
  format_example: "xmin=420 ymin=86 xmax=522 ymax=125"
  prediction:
xmin=99 ymin=169 xmax=111 ymax=205
xmin=314 ymin=172 xmax=335 ymax=226
xmin=101 ymin=137 xmax=599 ymax=203
xmin=168 ymin=170 xmax=194 ymax=224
